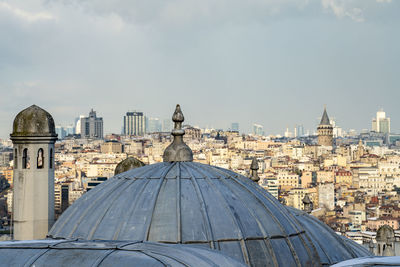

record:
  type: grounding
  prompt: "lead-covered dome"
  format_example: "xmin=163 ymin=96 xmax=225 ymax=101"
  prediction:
xmin=114 ymin=157 xmax=145 ymax=175
xmin=49 ymin=162 xmax=371 ymax=266
xmin=287 ymin=207 xmax=371 ymax=265
xmin=0 ymin=240 xmax=245 ymax=267
xmin=49 ymin=105 xmax=371 ymax=266
xmin=11 ymin=105 xmax=56 ymax=137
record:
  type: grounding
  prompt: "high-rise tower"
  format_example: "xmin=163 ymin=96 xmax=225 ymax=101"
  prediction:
xmin=10 ymin=105 xmax=57 ymax=240
xmin=317 ymin=107 xmax=333 ymax=146
xmin=81 ymin=109 xmax=103 ymax=139
xmin=372 ymin=109 xmax=390 ymax=134
xmin=123 ymin=111 xmax=145 ymax=136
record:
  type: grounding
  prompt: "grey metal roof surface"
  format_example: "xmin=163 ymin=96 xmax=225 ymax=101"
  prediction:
xmin=331 ymin=256 xmax=400 ymax=267
xmin=288 ymin=207 xmax=372 ymax=265
xmin=49 ymin=162 xmax=371 ymax=266
xmin=0 ymin=239 xmax=245 ymax=267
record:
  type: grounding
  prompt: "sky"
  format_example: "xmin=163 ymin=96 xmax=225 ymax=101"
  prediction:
xmin=0 ymin=0 xmax=399 ymax=138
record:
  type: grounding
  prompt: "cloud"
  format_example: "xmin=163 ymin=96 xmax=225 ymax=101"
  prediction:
xmin=0 ymin=0 xmax=398 ymax=138
xmin=0 ymin=2 xmax=55 ymax=22
xmin=322 ymin=0 xmax=364 ymax=22
xmin=47 ymin=0 xmax=312 ymax=27
xmin=376 ymin=0 xmax=391 ymax=3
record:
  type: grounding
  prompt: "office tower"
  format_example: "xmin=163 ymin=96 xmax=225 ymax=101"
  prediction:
xmin=317 ymin=107 xmax=333 ymax=146
xmin=124 ymin=111 xmax=145 ymax=136
xmin=252 ymin=124 xmax=264 ymax=136
xmin=162 ymin=118 xmax=172 ymax=132
xmin=296 ymin=125 xmax=304 ymax=137
xmin=231 ymin=122 xmax=239 ymax=132
xmin=81 ymin=109 xmax=104 ymax=139
xmin=10 ymin=105 xmax=56 ymax=240
xmin=147 ymin=117 xmax=162 ymax=133
xmin=284 ymin=127 xmax=293 ymax=138
xmin=372 ymin=109 xmax=390 ymax=134
xmin=55 ymin=125 xmax=66 ymax=139
xmin=75 ymin=115 xmax=85 ymax=135
xmin=66 ymin=125 xmax=75 ymax=136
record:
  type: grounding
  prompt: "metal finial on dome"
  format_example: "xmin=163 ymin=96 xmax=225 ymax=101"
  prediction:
xmin=250 ymin=158 xmax=260 ymax=182
xmin=368 ymin=240 xmax=375 ymax=253
xmin=163 ymin=104 xmax=193 ymax=162
xmin=302 ymin=194 xmax=313 ymax=214
xmin=340 ymin=224 xmax=346 ymax=235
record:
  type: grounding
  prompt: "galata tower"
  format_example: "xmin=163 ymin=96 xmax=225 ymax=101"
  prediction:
xmin=317 ymin=107 xmax=333 ymax=146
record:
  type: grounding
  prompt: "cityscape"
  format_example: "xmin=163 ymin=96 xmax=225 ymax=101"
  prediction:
xmin=0 ymin=0 xmax=399 ymax=266
xmin=1 ymin=106 xmax=400 ymax=249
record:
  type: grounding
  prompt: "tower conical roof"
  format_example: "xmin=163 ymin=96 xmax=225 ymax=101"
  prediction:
xmin=320 ymin=107 xmax=331 ymax=125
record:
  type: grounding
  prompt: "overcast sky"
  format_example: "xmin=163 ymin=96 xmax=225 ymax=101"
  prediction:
xmin=0 ymin=0 xmax=399 ymax=138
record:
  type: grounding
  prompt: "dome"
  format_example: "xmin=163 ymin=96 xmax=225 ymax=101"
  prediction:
xmin=376 ymin=225 xmax=395 ymax=242
xmin=0 ymin=240 xmax=246 ymax=266
xmin=114 ymin=157 xmax=145 ymax=175
xmin=11 ymin=105 xmax=56 ymax=137
xmin=331 ymin=256 xmax=400 ymax=267
xmin=49 ymin=104 xmax=371 ymax=266
xmin=49 ymin=161 xmax=371 ymax=266
xmin=287 ymin=207 xmax=371 ymax=265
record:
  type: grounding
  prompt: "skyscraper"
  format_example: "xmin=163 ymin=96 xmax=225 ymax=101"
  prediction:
xmin=252 ymin=124 xmax=264 ymax=136
xmin=81 ymin=109 xmax=103 ymax=139
xmin=162 ymin=118 xmax=172 ymax=132
xmin=317 ymin=107 xmax=333 ymax=146
xmin=147 ymin=117 xmax=162 ymax=133
xmin=124 ymin=111 xmax=145 ymax=136
xmin=55 ymin=125 xmax=66 ymax=139
xmin=75 ymin=115 xmax=85 ymax=135
xmin=231 ymin=122 xmax=239 ymax=132
xmin=65 ymin=125 xmax=75 ymax=136
xmin=296 ymin=125 xmax=304 ymax=137
xmin=372 ymin=109 xmax=390 ymax=134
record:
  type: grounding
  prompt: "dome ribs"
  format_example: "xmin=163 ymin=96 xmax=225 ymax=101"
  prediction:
xmin=212 ymin=166 xmax=308 ymax=266
xmin=115 ymin=164 xmax=171 ymax=241
xmin=286 ymin=208 xmax=330 ymax=264
xmin=212 ymin=167 xmax=308 ymax=267
xmin=212 ymin=169 xmax=279 ymax=266
xmin=49 ymin=178 xmax=124 ymax=238
xmin=144 ymin=162 xmax=178 ymax=242
xmin=48 ymin=161 xmax=372 ymax=266
xmin=191 ymin=163 xmax=251 ymax=266
xmin=70 ymin=178 xmax=130 ymax=239
xmin=86 ymin=178 xmax=137 ymax=240
xmin=177 ymin=163 xmax=182 ymax=243
xmin=181 ymin=163 xmax=216 ymax=249
xmin=112 ymin=179 xmax=150 ymax=240
xmin=290 ymin=209 xmax=354 ymax=264
xmin=0 ymin=240 xmax=246 ymax=266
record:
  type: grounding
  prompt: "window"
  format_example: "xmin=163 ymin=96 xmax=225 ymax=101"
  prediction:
xmin=14 ymin=148 xmax=17 ymax=169
xmin=49 ymin=148 xmax=53 ymax=169
xmin=22 ymin=148 xmax=30 ymax=169
xmin=37 ymin=148 xmax=44 ymax=169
